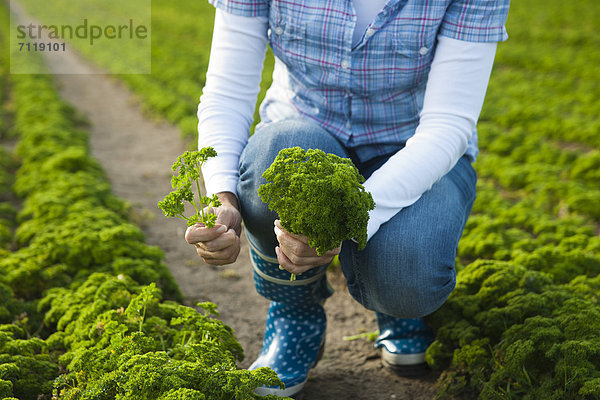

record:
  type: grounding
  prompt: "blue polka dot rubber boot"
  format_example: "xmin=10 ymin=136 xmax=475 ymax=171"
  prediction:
xmin=248 ymin=244 xmax=333 ymax=398
xmin=374 ymin=312 xmax=434 ymax=376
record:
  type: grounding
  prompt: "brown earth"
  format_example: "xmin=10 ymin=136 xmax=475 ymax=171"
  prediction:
xmin=37 ymin=32 xmax=440 ymax=400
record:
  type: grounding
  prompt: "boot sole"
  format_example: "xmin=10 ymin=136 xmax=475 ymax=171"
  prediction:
xmin=379 ymin=348 xmax=430 ymax=377
xmin=381 ymin=358 xmax=430 ymax=377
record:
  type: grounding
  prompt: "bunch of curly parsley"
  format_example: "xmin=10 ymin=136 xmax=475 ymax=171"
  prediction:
xmin=259 ymin=147 xmax=375 ymax=256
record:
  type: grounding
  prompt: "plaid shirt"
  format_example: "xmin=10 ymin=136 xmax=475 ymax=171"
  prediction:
xmin=209 ymin=0 xmax=510 ymax=162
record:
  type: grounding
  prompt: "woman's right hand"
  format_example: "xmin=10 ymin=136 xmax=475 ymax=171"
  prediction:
xmin=185 ymin=192 xmax=242 ymax=265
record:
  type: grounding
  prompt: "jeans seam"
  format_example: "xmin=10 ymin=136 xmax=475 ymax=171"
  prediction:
xmin=352 ymin=244 xmax=369 ymax=310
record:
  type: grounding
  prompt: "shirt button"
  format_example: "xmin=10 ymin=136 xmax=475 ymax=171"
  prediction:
xmin=365 ymin=28 xmax=375 ymax=38
xmin=274 ymin=26 xmax=284 ymax=35
xmin=419 ymin=46 xmax=429 ymax=56
xmin=341 ymin=60 xmax=350 ymax=69
xmin=346 ymin=121 xmax=352 ymax=129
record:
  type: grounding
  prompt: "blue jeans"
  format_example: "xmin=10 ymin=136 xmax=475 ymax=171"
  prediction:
xmin=238 ymin=119 xmax=476 ymax=318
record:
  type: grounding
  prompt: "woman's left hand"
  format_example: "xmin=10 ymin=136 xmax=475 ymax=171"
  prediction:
xmin=274 ymin=219 xmax=341 ymax=276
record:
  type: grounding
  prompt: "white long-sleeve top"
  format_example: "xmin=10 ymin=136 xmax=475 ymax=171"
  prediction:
xmin=198 ymin=8 xmax=498 ymax=240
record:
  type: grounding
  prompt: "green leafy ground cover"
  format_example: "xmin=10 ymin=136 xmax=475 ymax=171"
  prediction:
xmin=424 ymin=1 xmax=600 ymax=398
xmin=0 ymin=5 xmax=285 ymax=399
xmin=6 ymin=0 xmax=600 ymax=398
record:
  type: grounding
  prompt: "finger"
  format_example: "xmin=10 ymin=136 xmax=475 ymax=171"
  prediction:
xmin=274 ymin=220 xmax=341 ymax=257
xmin=274 ymin=225 xmax=341 ymax=260
xmin=325 ymin=244 xmax=342 ymax=257
xmin=195 ymin=235 xmax=239 ymax=259
xmin=185 ymin=224 xmax=227 ymax=244
xmin=201 ymin=254 xmax=238 ymax=266
xmin=274 ymin=220 xmax=309 ymax=244
xmin=275 ymin=246 xmax=316 ymax=275
xmin=194 ymin=229 xmax=237 ymax=252
xmin=277 ymin=241 xmax=334 ymax=267
xmin=201 ymin=248 xmax=240 ymax=265
xmin=209 ymin=206 xmax=243 ymax=237
xmin=274 ymin=225 xmax=317 ymax=257
xmin=196 ymin=236 xmax=240 ymax=265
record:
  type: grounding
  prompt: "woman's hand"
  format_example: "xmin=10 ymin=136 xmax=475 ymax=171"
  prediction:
xmin=185 ymin=192 xmax=242 ymax=265
xmin=274 ymin=219 xmax=341 ymax=276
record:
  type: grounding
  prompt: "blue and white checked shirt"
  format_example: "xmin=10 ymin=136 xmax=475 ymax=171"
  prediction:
xmin=208 ymin=0 xmax=510 ymax=162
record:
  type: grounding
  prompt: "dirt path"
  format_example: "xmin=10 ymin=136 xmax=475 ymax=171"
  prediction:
xmin=31 ymin=23 xmax=440 ymax=400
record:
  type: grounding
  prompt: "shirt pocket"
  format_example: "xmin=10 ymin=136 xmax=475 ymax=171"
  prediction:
xmin=268 ymin=17 xmax=307 ymax=73
xmin=387 ymin=31 xmax=437 ymax=89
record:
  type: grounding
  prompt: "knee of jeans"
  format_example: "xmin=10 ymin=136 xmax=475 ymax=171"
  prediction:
xmin=367 ymin=261 xmax=456 ymax=318
xmin=239 ymin=127 xmax=293 ymax=203
xmin=239 ymin=120 xmax=311 ymax=175
xmin=238 ymin=119 xmax=347 ymax=187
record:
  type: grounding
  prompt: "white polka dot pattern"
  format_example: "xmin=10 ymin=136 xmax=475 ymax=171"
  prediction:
xmin=248 ymin=247 xmax=329 ymax=395
xmin=250 ymin=301 xmax=326 ymax=393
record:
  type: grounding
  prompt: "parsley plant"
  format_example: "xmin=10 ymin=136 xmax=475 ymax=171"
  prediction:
xmin=158 ymin=148 xmax=221 ymax=227
xmin=259 ymin=147 xmax=375 ymax=275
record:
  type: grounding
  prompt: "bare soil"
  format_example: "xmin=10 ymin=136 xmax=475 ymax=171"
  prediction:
xmin=40 ymin=39 xmax=440 ymax=400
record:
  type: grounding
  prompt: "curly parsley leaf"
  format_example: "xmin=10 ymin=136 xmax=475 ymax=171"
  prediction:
xmin=158 ymin=148 xmax=221 ymax=227
xmin=259 ymin=147 xmax=375 ymax=256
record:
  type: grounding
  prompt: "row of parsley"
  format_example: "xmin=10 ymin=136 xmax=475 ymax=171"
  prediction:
xmin=425 ymin=0 xmax=600 ymax=398
xmin=0 ymin=5 xmax=284 ymax=399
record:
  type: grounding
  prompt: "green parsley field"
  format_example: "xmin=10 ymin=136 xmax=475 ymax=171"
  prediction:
xmin=1 ymin=0 xmax=599 ymax=398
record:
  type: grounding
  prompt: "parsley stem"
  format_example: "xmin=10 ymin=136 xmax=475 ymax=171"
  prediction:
xmin=158 ymin=148 xmax=219 ymax=228
xmin=195 ymin=177 xmax=204 ymax=221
